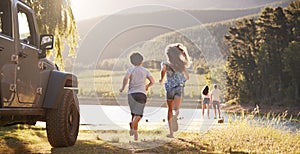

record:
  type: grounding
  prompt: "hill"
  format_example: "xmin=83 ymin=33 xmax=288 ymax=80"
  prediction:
xmin=74 ymin=8 xmax=258 ymax=64
xmin=69 ymin=0 xmax=293 ymax=71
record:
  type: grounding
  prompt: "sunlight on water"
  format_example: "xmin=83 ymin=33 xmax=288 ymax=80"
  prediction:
xmin=79 ymin=105 xmax=225 ymax=132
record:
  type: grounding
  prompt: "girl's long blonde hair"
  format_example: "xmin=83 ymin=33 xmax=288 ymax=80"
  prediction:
xmin=165 ymin=43 xmax=191 ymax=72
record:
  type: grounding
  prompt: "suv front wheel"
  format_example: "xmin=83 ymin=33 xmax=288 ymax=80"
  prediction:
xmin=46 ymin=89 xmax=80 ymax=147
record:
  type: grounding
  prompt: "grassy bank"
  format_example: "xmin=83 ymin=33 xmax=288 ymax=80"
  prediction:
xmin=0 ymin=115 xmax=299 ymax=154
xmin=77 ymin=69 xmax=207 ymax=99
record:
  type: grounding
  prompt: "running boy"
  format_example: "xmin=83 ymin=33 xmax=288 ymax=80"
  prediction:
xmin=119 ymin=52 xmax=154 ymax=141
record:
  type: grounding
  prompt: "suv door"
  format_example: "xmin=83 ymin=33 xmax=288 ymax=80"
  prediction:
xmin=15 ymin=3 xmax=41 ymax=106
xmin=0 ymin=0 xmax=17 ymax=107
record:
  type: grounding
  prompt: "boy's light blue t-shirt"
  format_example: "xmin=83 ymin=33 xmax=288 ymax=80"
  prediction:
xmin=126 ymin=66 xmax=151 ymax=94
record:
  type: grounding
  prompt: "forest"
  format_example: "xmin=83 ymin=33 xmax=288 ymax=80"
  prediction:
xmin=224 ymin=1 xmax=300 ymax=108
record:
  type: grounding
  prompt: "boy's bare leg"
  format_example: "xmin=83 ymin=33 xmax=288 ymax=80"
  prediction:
xmin=217 ymin=103 xmax=221 ymax=118
xmin=129 ymin=115 xmax=134 ymax=136
xmin=132 ymin=116 xmax=141 ymax=140
xmin=213 ymin=103 xmax=217 ymax=119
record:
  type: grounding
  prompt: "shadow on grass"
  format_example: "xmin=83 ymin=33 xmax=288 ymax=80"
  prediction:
xmin=136 ymin=137 xmax=209 ymax=154
xmin=0 ymin=126 xmax=32 ymax=153
xmin=50 ymin=139 xmax=132 ymax=154
xmin=50 ymin=138 xmax=210 ymax=154
xmin=0 ymin=125 xmax=253 ymax=154
xmin=0 ymin=126 xmax=131 ymax=153
xmin=3 ymin=136 xmax=31 ymax=154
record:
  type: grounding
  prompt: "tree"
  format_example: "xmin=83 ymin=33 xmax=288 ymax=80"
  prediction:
xmin=256 ymin=7 xmax=290 ymax=104
xmin=283 ymin=41 xmax=300 ymax=101
xmin=23 ymin=0 xmax=79 ymax=69
xmin=224 ymin=19 xmax=259 ymax=105
xmin=286 ymin=0 xmax=300 ymax=42
xmin=224 ymin=1 xmax=300 ymax=107
xmin=284 ymin=0 xmax=300 ymax=101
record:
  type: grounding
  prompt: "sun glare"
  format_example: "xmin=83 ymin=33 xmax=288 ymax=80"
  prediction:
xmin=71 ymin=0 xmax=121 ymax=21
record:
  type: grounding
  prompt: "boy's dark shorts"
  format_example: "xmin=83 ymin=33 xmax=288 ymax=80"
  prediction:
xmin=128 ymin=93 xmax=147 ymax=117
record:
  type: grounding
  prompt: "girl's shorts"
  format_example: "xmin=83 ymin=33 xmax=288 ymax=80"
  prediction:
xmin=166 ymin=86 xmax=184 ymax=100
xmin=203 ymin=98 xmax=210 ymax=104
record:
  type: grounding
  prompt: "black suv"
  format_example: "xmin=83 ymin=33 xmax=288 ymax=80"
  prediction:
xmin=0 ymin=0 xmax=80 ymax=147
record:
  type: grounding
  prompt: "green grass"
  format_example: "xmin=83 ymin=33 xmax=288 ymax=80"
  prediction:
xmin=0 ymin=111 xmax=299 ymax=153
xmin=77 ymin=69 xmax=209 ymax=99
xmin=200 ymin=121 xmax=300 ymax=153
xmin=0 ymin=125 xmax=50 ymax=153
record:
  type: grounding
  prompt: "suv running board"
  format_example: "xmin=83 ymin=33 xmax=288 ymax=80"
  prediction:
xmin=0 ymin=108 xmax=45 ymax=116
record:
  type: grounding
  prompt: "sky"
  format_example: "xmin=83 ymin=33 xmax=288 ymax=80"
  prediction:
xmin=71 ymin=0 xmax=173 ymax=21
xmin=71 ymin=0 xmax=281 ymax=21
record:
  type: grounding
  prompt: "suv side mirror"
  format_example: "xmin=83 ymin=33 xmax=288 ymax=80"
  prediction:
xmin=40 ymin=34 xmax=54 ymax=50
xmin=39 ymin=34 xmax=54 ymax=58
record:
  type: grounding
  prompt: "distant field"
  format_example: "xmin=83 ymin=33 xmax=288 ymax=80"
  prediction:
xmin=77 ymin=69 xmax=208 ymax=99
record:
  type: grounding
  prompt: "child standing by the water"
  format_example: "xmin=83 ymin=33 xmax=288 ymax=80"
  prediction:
xmin=119 ymin=52 xmax=154 ymax=141
xmin=201 ymin=85 xmax=211 ymax=119
xmin=210 ymin=84 xmax=222 ymax=119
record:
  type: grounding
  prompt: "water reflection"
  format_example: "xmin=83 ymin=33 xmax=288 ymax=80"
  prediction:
xmin=80 ymin=104 xmax=225 ymax=132
xmin=80 ymin=104 xmax=300 ymax=132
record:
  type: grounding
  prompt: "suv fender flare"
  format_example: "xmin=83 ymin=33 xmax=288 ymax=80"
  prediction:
xmin=43 ymin=70 xmax=78 ymax=109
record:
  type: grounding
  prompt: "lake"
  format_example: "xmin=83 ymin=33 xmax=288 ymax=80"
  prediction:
xmin=79 ymin=104 xmax=228 ymax=132
xmin=36 ymin=104 xmax=299 ymax=132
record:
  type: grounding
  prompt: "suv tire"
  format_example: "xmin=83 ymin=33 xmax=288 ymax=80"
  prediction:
xmin=46 ymin=89 xmax=79 ymax=147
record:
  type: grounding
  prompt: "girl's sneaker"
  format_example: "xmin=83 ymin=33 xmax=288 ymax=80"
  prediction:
xmin=172 ymin=115 xmax=178 ymax=132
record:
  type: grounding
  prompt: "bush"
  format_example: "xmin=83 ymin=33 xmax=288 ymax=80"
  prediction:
xmin=226 ymin=98 xmax=239 ymax=105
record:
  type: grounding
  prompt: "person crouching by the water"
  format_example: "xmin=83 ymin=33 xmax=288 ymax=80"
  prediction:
xmin=159 ymin=43 xmax=191 ymax=138
xmin=201 ymin=85 xmax=211 ymax=119
xmin=119 ymin=52 xmax=155 ymax=141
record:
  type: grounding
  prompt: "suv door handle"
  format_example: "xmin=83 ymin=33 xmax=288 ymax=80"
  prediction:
xmin=0 ymin=46 xmax=4 ymax=51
